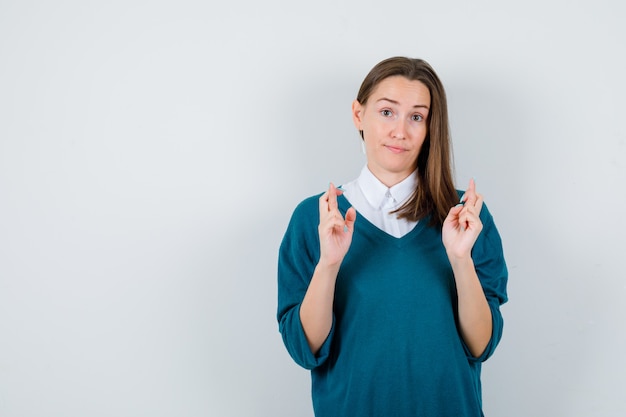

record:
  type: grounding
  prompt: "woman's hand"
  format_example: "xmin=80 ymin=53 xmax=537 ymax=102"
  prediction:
xmin=300 ymin=183 xmax=356 ymax=354
xmin=442 ymin=179 xmax=493 ymax=357
xmin=442 ymin=178 xmax=483 ymax=260
xmin=318 ymin=183 xmax=357 ymax=267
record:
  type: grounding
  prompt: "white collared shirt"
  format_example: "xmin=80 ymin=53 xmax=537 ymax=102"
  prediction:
xmin=340 ymin=166 xmax=418 ymax=238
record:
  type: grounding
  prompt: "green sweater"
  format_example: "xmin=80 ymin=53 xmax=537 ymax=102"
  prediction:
xmin=277 ymin=192 xmax=508 ymax=417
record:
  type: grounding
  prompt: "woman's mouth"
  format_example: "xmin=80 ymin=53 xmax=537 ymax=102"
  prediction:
xmin=385 ymin=145 xmax=406 ymax=154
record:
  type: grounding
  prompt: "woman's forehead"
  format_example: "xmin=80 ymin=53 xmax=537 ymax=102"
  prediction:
xmin=369 ymin=76 xmax=431 ymax=106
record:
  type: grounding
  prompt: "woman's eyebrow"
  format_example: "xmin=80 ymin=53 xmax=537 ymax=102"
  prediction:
xmin=376 ymin=97 xmax=430 ymax=109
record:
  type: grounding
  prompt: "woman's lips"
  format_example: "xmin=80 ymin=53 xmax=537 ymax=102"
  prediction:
xmin=385 ymin=145 xmax=406 ymax=154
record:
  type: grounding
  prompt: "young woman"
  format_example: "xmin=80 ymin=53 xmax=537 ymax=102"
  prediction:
xmin=277 ymin=56 xmax=508 ymax=417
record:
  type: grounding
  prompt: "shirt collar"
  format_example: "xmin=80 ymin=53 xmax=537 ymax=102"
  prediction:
xmin=357 ymin=166 xmax=418 ymax=210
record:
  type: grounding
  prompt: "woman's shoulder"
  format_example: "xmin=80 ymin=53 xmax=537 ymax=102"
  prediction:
xmin=280 ymin=192 xmax=325 ymax=247
xmin=292 ymin=192 xmax=323 ymax=213
xmin=286 ymin=191 xmax=324 ymax=227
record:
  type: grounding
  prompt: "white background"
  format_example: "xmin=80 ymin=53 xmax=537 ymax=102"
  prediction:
xmin=1 ymin=1 xmax=625 ymax=416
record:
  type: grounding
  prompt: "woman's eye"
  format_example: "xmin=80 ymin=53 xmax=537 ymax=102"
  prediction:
xmin=412 ymin=114 xmax=423 ymax=122
xmin=381 ymin=109 xmax=393 ymax=117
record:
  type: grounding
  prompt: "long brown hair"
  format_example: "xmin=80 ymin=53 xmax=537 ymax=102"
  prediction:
xmin=356 ymin=56 xmax=458 ymax=227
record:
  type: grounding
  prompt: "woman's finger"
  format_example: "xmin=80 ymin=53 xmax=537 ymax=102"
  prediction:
xmin=463 ymin=178 xmax=477 ymax=207
xmin=328 ymin=183 xmax=340 ymax=212
xmin=318 ymin=183 xmax=341 ymax=212
xmin=344 ymin=207 xmax=357 ymax=232
xmin=319 ymin=183 xmax=352 ymax=235
xmin=447 ymin=203 xmax=463 ymax=218
xmin=318 ymin=189 xmax=330 ymax=214
xmin=473 ymin=192 xmax=484 ymax=215
xmin=460 ymin=202 xmax=483 ymax=232
xmin=444 ymin=204 xmax=463 ymax=227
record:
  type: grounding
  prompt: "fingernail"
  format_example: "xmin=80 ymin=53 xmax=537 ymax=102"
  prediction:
xmin=343 ymin=225 xmax=349 ymax=233
xmin=459 ymin=193 xmax=466 ymax=203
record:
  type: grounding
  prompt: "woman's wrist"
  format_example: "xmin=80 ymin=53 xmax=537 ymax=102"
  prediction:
xmin=446 ymin=252 xmax=474 ymax=272
xmin=315 ymin=259 xmax=342 ymax=278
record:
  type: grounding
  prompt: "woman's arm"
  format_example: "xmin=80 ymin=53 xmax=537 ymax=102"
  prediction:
xmin=299 ymin=183 xmax=356 ymax=355
xmin=299 ymin=262 xmax=341 ymax=355
xmin=442 ymin=179 xmax=493 ymax=357
xmin=447 ymin=255 xmax=493 ymax=357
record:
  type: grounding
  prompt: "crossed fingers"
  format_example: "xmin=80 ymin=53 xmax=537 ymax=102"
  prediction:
xmin=319 ymin=183 xmax=349 ymax=233
xmin=459 ymin=178 xmax=483 ymax=232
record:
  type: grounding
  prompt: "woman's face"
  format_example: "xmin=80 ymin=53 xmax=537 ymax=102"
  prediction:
xmin=352 ymin=76 xmax=430 ymax=187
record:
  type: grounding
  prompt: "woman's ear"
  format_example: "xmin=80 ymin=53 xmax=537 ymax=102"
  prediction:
xmin=351 ymin=100 xmax=363 ymax=131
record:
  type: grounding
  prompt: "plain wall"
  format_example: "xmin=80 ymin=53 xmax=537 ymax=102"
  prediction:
xmin=1 ymin=1 xmax=625 ymax=416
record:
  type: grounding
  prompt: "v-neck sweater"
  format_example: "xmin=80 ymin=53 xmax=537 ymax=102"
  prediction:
xmin=277 ymin=192 xmax=508 ymax=417
xmin=340 ymin=165 xmax=418 ymax=238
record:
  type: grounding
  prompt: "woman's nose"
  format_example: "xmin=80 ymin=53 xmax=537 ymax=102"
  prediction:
xmin=391 ymin=120 xmax=408 ymax=139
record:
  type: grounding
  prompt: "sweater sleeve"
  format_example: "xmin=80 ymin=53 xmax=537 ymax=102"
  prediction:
xmin=276 ymin=196 xmax=335 ymax=369
xmin=465 ymin=203 xmax=509 ymax=363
